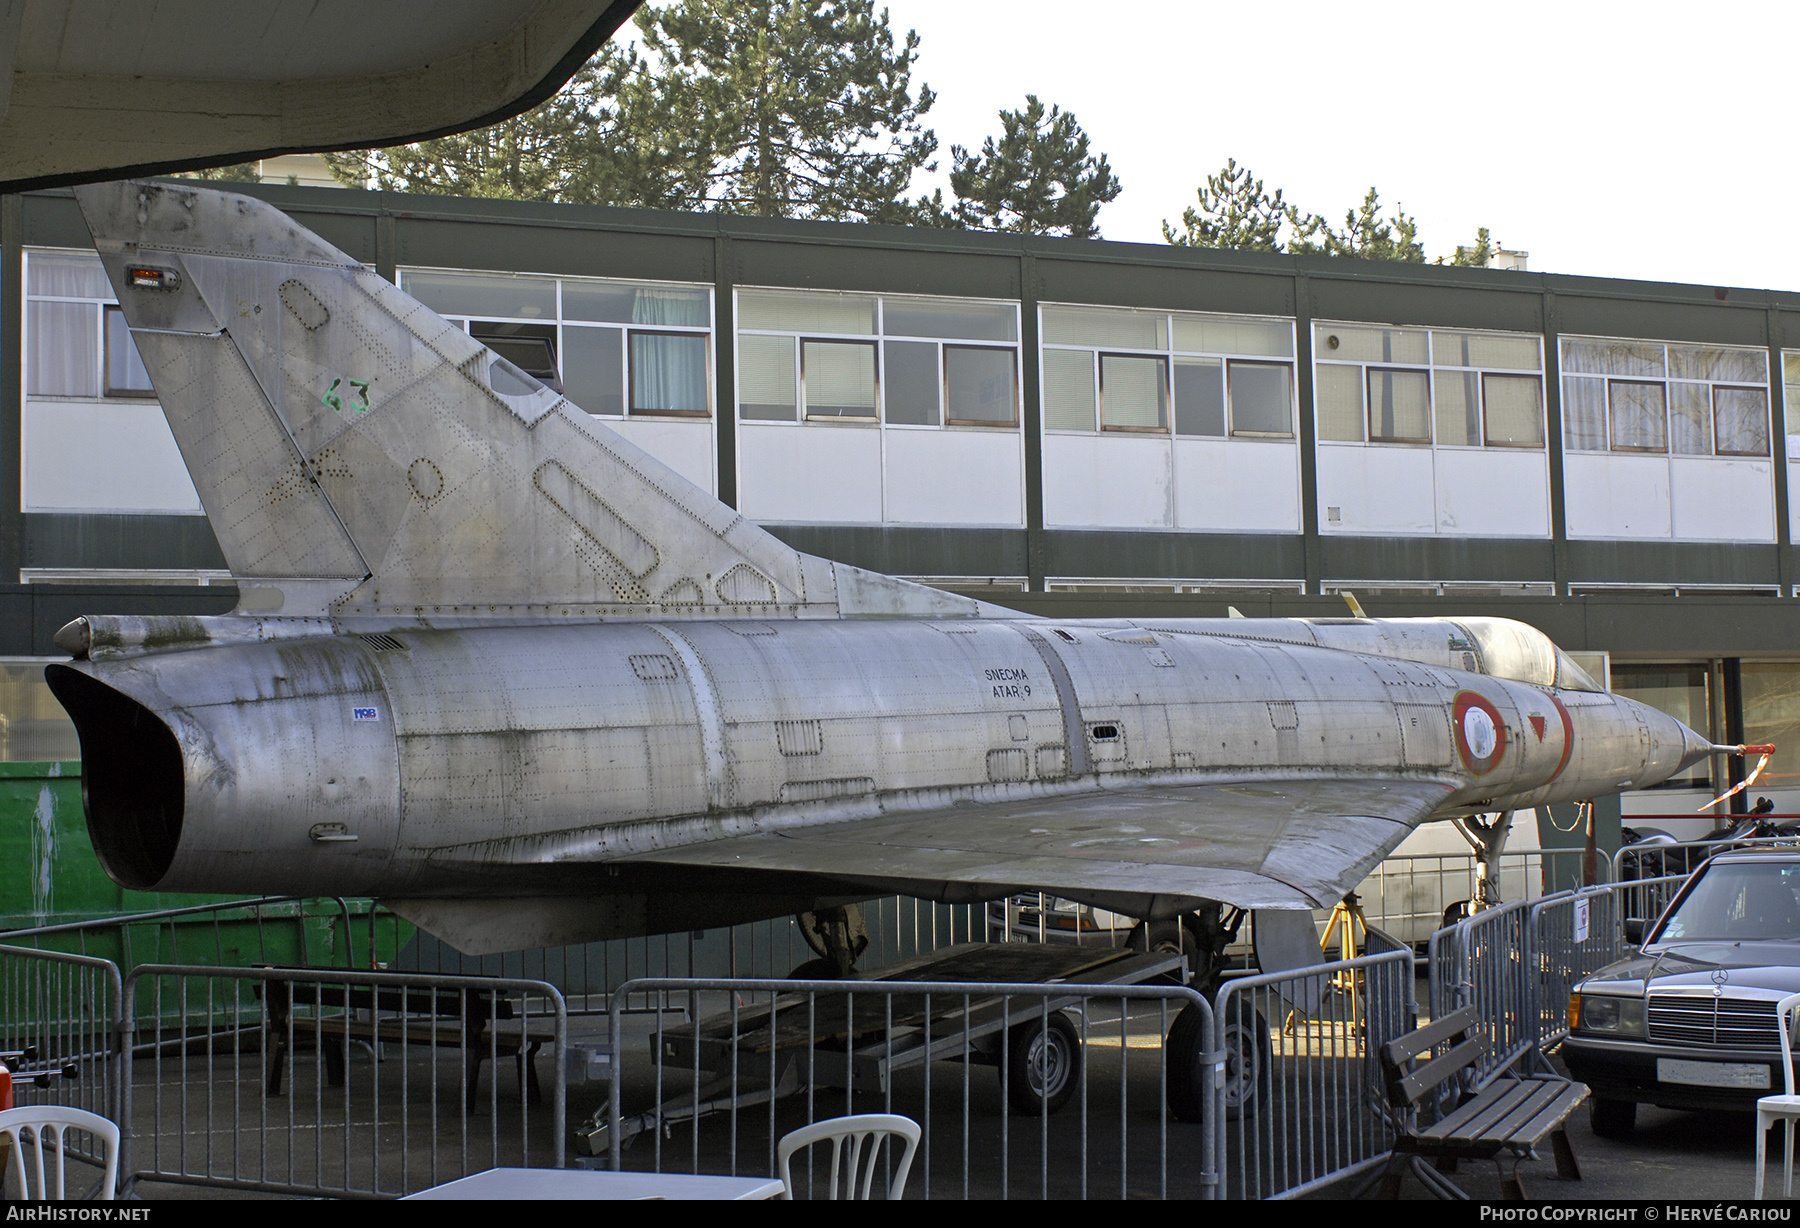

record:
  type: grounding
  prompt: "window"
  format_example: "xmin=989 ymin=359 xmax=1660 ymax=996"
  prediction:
xmin=1611 ymin=664 xmax=1711 ymax=789
xmin=1609 ymin=381 xmax=1667 ymax=451
xmin=946 ymin=346 xmax=1017 ymax=426
xmin=1561 ymin=337 xmax=1769 ymax=457
xmin=631 ymin=333 xmax=710 ymax=416
xmin=25 ymin=250 xmax=158 ymax=401
xmin=738 ymin=334 xmax=797 ymax=422
xmin=103 ymin=307 xmax=155 ymax=397
xmin=562 ymin=326 xmax=625 ymax=416
xmin=470 ymin=321 xmax=558 ymax=390
xmin=883 ymin=341 xmax=938 ymax=425
xmin=1230 ymin=362 xmax=1293 ymax=436
xmin=1315 ymin=322 xmax=1544 ymax=449
xmin=1366 ymin=368 xmax=1430 ymax=443
xmin=1041 ymin=304 xmax=1294 ymax=439
xmin=803 ymin=340 xmax=877 ymax=420
xmin=1481 ymin=375 xmax=1545 ymax=447
xmin=737 ymin=289 xmax=1019 ymax=431
xmin=399 ymin=268 xmax=714 ymax=418
xmin=1174 ymin=358 xmax=1223 ymax=436
xmin=1784 ymin=353 xmax=1800 ymax=460
xmin=1043 ymin=348 xmax=1096 ymax=431
xmin=1100 ymin=354 xmax=1166 ymax=431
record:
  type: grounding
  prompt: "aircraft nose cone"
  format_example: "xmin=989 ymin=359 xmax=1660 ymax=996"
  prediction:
xmin=1676 ymin=719 xmax=1714 ymax=774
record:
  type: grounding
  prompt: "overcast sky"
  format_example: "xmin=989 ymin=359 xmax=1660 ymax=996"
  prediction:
xmin=876 ymin=0 xmax=1799 ymax=291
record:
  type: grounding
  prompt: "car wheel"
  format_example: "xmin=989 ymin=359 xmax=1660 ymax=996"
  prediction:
xmin=1590 ymin=1097 xmax=1637 ymax=1138
xmin=1006 ymin=1011 xmax=1081 ymax=1115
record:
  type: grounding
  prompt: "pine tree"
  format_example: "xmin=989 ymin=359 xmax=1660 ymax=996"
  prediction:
xmin=1449 ymin=226 xmax=1495 ymax=267
xmin=1162 ymin=159 xmax=1291 ymax=252
xmin=1164 ymin=164 xmax=1483 ymax=264
xmin=321 ymin=47 xmax=675 ymax=206
xmin=176 ymin=163 xmax=262 ymax=183
xmin=1288 ymin=188 xmax=1424 ymax=263
xmin=949 ymin=96 xmax=1121 ymax=238
xmin=637 ymin=0 xmax=940 ymax=223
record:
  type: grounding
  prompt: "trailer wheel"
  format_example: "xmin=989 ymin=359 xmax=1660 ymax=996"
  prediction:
xmin=1006 ymin=1011 xmax=1080 ymax=1115
xmin=1166 ymin=1000 xmax=1270 ymax=1122
xmin=1128 ymin=919 xmax=1205 ymax=985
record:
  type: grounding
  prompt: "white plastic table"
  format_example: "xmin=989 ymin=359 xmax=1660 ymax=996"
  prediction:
xmin=402 ymin=1167 xmax=785 ymax=1200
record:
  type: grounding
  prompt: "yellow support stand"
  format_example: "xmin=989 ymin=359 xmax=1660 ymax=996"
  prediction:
xmin=1284 ymin=892 xmax=1370 ymax=1036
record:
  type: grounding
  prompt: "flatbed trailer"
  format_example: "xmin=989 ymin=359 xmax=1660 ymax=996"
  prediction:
xmin=581 ymin=942 xmax=1186 ymax=1155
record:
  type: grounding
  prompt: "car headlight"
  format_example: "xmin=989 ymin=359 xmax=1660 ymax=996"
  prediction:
xmin=1571 ymin=993 xmax=1645 ymax=1037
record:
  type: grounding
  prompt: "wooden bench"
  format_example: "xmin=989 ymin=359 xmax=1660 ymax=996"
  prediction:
xmin=260 ymin=979 xmax=554 ymax=1112
xmin=1363 ymin=1005 xmax=1588 ymax=1199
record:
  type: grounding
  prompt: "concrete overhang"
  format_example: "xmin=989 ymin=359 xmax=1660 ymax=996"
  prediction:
xmin=0 ymin=0 xmax=640 ymax=193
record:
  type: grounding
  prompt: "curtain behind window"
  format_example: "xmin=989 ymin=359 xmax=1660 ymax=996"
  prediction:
xmin=27 ymin=301 xmax=97 ymax=397
xmin=1609 ymin=380 xmax=1667 ymax=451
xmin=1562 ymin=377 xmax=1607 ymax=451
xmin=1714 ymin=387 xmax=1769 ymax=456
xmin=631 ymin=333 xmax=708 ymax=414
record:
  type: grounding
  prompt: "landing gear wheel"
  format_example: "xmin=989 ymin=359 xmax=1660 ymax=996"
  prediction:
xmin=786 ymin=958 xmax=841 ymax=980
xmin=1590 ymin=1097 xmax=1636 ymax=1138
xmin=1166 ymin=1000 xmax=1270 ymax=1122
xmin=1128 ymin=919 xmax=1207 ymax=986
xmin=1006 ymin=1011 xmax=1080 ymax=1115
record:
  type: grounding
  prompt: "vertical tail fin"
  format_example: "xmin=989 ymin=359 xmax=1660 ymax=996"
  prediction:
xmin=77 ymin=181 xmax=991 ymax=623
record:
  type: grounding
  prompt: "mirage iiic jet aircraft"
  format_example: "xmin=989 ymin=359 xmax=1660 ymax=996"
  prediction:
xmin=45 ymin=181 xmax=1725 ymax=968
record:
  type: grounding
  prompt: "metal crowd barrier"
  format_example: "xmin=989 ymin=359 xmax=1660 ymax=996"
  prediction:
xmin=1216 ymin=944 xmax=1415 ymax=1199
xmin=1427 ymin=871 xmax=1700 ymax=1087
xmin=1528 ymin=886 xmax=1618 ymax=1052
xmin=1354 ymin=849 xmax=1605 ymax=947
xmin=601 ymin=975 xmax=1218 ymax=1200
xmin=0 ymin=943 xmax=123 ymax=1121
xmin=119 ymin=964 xmax=567 ymax=1199
xmin=1431 ymin=900 xmax=1536 ymax=1085
xmin=1613 ymin=872 xmax=1691 ymax=937
xmin=1612 ymin=834 xmax=1800 ymax=883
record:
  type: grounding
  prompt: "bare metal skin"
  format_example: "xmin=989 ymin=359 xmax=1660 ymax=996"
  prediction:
xmin=47 ymin=182 xmax=1714 ymax=955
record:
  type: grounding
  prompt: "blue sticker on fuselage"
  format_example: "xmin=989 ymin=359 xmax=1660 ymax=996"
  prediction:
xmin=352 ymin=707 xmax=379 ymax=722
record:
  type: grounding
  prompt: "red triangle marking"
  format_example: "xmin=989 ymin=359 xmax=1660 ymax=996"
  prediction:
xmin=1529 ymin=714 xmax=1547 ymax=742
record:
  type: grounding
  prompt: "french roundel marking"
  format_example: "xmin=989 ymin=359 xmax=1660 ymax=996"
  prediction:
xmin=1453 ymin=690 xmax=1508 ymax=777
xmin=1547 ymin=693 xmax=1575 ymax=782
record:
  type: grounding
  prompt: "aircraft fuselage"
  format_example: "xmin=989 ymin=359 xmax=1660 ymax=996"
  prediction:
xmin=48 ymin=614 xmax=1704 ymax=901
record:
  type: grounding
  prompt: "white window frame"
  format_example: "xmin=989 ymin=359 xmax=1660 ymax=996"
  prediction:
xmin=397 ymin=267 xmax=717 ymax=420
xmin=1559 ymin=334 xmax=1772 ymax=459
xmin=1313 ymin=321 xmax=1546 ymax=451
xmin=1037 ymin=304 xmax=1297 ymax=440
xmin=734 ymin=288 xmax=1023 ymax=434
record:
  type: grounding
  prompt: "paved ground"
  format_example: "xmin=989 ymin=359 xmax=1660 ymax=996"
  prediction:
xmin=42 ymin=990 xmax=1789 ymax=1201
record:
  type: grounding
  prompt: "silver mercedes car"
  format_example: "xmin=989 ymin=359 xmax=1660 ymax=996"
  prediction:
xmin=1562 ymin=849 xmax=1800 ymax=1136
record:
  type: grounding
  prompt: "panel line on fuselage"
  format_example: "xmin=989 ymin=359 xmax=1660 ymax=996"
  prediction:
xmin=1016 ymin=626 xmax=1090 ymax=776
xmin=648 ymin=625 xmax=730 ymax=810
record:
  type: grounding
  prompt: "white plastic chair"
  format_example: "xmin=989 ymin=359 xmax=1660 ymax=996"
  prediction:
xmin=0 ymin=1104 xmax=120 ymax=1201
xmin=777 ymin=1113 xmax=920 ymax=1200
xmin=1756 ymin=991 xmax=1800 ymax=1198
